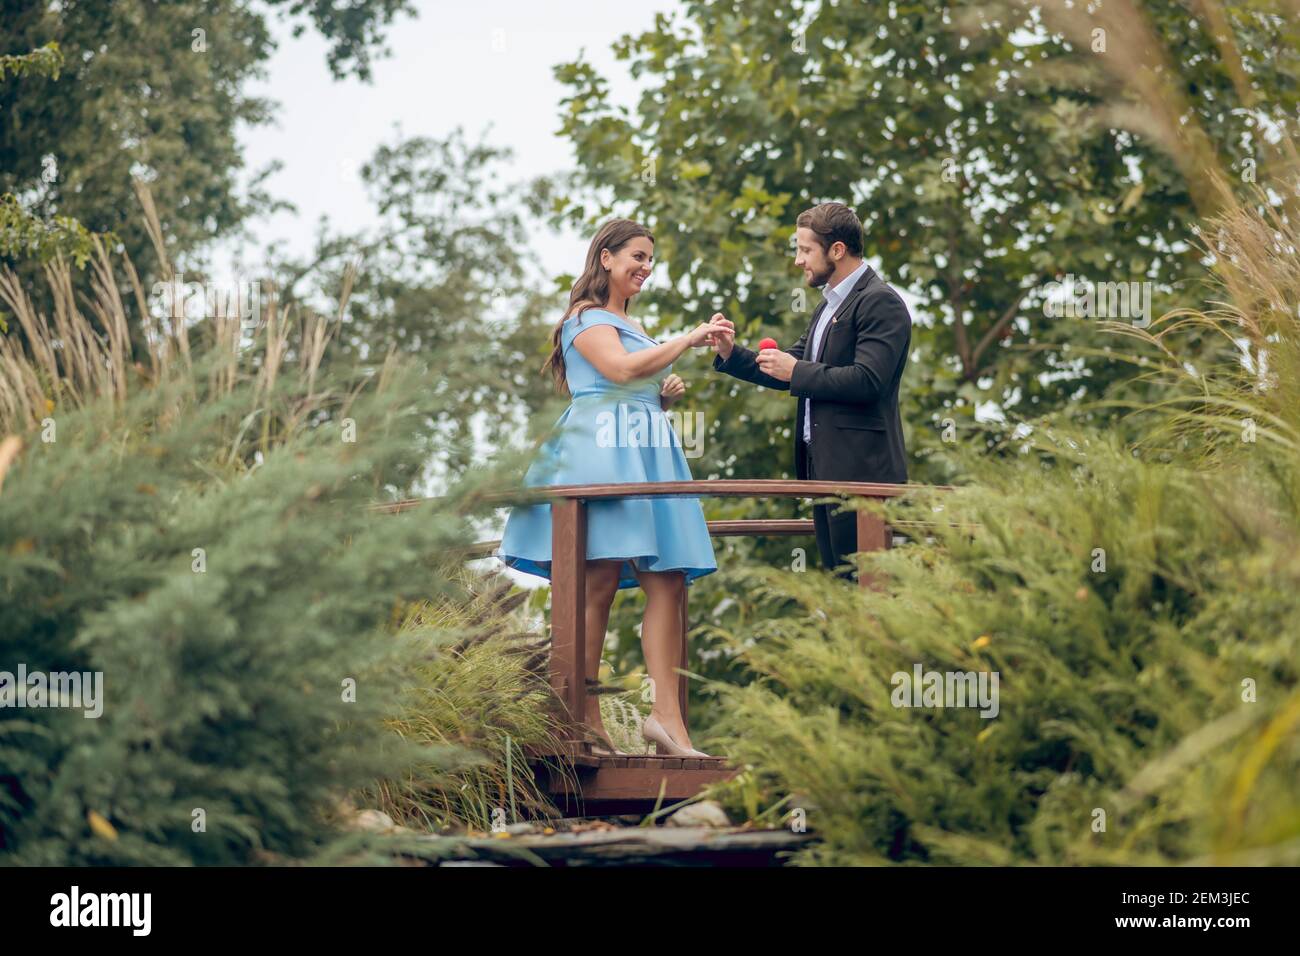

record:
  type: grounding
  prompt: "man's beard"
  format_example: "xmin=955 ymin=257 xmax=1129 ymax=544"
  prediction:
xmin=807 ymin=261 xmax=834 ymax=288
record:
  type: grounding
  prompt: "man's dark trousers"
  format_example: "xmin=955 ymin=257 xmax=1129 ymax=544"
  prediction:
xmin=806 ymin=447 xmax=858 ymax=581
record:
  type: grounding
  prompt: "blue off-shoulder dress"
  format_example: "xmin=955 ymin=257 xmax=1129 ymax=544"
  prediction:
xmin=497 ymin=309 xmax=717 ymax=590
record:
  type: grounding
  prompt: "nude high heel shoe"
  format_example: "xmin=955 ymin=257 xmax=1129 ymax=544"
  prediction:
xmin=641 ymin=714 xmax=711 ymax=758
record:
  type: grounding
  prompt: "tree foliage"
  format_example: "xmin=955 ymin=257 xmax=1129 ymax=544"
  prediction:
xmin=263 ymin=129 xmax=562 ymax=474
xmin=0 ymin=194 xmax=556 ymax=862
xmin=553 ymin=0 xmax=1300 ymax=485
xmin=0 ymin=0 xmax=415 ymax=293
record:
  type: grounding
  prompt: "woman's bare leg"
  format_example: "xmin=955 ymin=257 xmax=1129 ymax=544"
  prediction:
xmin=634 ymin=568 xmax=694 ymax=750
xmin=582 ymin=560 xmax=623 ymax=747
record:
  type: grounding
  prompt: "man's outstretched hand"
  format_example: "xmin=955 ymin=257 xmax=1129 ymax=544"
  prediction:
xmin=756 ymin=346 xmax=795 ymax=382
xmin=708 ymin=313 xmax=735 ymax=359
xmin=707 ymin=313 xmax=792 ymax=380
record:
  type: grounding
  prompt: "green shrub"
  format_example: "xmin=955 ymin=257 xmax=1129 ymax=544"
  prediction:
xmin=705 ymin=434 xmax=1298 ymax=863
xmin=701 ymin=194 xmax=1300 ymax=865
xmin=0 ymin=351 xmax=502 ymax=862
xmin=0 ymin=213 xmax=540 ymax=863
xmin=364 ymin=570 xmax=569 ymax=832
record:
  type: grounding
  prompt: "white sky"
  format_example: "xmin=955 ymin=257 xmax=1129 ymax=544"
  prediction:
xmin=212 ymin=0 xmax=682 ymax=282
xmin=206 ymin=1 xmax=685 ymax=589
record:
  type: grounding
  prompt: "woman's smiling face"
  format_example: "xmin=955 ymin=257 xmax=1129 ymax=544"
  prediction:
xmin=602 ymin=236 xmax=654 ymax=303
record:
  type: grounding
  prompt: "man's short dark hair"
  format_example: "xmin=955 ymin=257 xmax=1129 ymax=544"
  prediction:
xmin=796 ymin=202 xmax=863 ymax=258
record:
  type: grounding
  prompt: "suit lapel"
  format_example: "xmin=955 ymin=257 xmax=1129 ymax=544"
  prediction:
xmin=814 ymin=267 xmax=876 ymax=364
xmin=802 ymin=300 xmax=827 ymax=359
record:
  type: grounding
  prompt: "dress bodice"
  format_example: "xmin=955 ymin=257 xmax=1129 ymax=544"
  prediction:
xmin=561 ymin=309 xmax=666 ymax=405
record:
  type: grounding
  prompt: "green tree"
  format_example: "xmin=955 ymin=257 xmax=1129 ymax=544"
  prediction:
xmin=262 ymin=129 xmax=563 ymax=474
xmin=553 ymin=0 xmax=1300 ymax=485
xmin=0 ymin=42 xmax=107 ymax=299
xmin=0 ymin=0 xmax=416 ymax=303
xmin=0 ymin=38 xmax=61 ymax=81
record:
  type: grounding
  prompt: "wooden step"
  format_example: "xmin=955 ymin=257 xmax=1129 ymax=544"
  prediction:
xmin=531 ymin=754 xmax=742 ymax=816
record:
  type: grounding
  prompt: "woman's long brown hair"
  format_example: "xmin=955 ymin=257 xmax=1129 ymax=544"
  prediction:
xmin=542 ymin=218 xmax=655 ymax=394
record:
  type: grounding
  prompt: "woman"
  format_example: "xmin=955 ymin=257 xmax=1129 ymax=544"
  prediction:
xmin=498 ymin=219 xmax=723 ymax=758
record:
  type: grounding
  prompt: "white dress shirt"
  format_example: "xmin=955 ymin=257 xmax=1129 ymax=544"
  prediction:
xmin=803 ymin=259 xmax=870 ymax=444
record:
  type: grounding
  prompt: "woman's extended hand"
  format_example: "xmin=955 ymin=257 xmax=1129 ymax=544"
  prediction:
xmin=660 ymin=373 xmax=686 ymax=408
xmin=686 ymin=321 xmax=725 ymax=348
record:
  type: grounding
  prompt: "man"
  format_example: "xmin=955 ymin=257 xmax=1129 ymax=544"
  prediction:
xmin=709 ymin=202 xmax=911 ymax=579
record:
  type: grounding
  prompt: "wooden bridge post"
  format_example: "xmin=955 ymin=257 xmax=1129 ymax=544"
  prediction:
xmin=855 ymin=507 xmax=893 ymax=591
xmin=550 ymin=497 xmax=587 ymax=746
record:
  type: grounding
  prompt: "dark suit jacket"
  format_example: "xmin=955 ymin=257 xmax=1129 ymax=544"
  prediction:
xmin=713 ymin=265 xmax=911 ymax=483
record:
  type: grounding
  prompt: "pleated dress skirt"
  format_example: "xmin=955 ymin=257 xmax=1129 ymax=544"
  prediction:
xmin=497 ymin=389 xmax=717 ymax=590
xmin=497 ymin=310 xmax=717 ymax=591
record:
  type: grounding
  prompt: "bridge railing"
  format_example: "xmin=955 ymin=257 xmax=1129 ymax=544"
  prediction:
xmin=377 ymin=479 xmax=945 ymax=757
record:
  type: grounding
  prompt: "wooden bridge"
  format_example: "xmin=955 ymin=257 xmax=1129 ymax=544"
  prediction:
xmin=381 ymin=479 xmax=917 ymax=816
